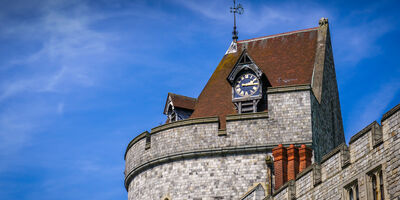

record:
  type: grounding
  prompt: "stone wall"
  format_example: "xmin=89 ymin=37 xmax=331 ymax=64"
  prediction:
xmin=272 ymin=104 xmax=400 ymax=200
xmin=267 ymin=87 xmax=313 ymax=144
xmin=128 ymin=153 xmax=269 ymax=200
xmin=382 ymin=104 xmax=400 ymax=199
xmin=125 ymin=89 xmax=315 ymax=199
xmin=310 ymin=26 xmax=345 ymax=162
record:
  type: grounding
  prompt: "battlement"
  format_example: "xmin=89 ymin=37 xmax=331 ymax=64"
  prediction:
xmin=124 ymin=110 xmax=314 ymax=189
xmin=270 ymin=103 xmax=400 ymax=199
xmin=124 ymin=84 xmax=347 ymax=197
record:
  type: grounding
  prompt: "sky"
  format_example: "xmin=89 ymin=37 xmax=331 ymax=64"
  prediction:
xmin=0 ymin=0 xmax=399 ymax=199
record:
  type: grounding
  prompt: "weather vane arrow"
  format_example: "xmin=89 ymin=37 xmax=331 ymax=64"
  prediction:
xmin=230 ymin=0 xmax=244 ymax=42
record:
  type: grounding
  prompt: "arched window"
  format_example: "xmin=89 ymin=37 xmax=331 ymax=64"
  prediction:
xmin=368 ymin=167 xmax=385 ymax=200
xmin=372 ymin=174 xmax=377 ymax=200
xmin=379 ymin=171 xmax=384 ymax=200
xmin=345 ymin=180 xmax=359 ymax=200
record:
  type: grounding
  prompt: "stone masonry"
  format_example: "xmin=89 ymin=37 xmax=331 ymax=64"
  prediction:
xmin=124 ymin=84 xmax=345 ymax=199
xmin=269 ymin=104 xmax=400 ymax=200
xmin=125 ymin=88 xmax=316 ymax=199
xmin=122 ymin=18 xmax=396 ymax=200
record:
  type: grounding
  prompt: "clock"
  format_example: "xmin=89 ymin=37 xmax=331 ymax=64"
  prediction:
xmin=234 ymin=73 xmax=260 ymax=98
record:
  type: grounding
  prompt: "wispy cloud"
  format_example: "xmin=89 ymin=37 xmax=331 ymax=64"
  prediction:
xmin=176 ymin=0 xmax=395 ymax=67
xmin=0 ymin=0 xmax=181 ymax=164
xmin=0 ymin=0 xmax=117 ymax=162
xmin=0 ymin=4 xmax=111 ymax=98
xmin=0 ymin=100 xmax=54 ymax=159
xmin=333 ymin=16 xmax=393 ymax=65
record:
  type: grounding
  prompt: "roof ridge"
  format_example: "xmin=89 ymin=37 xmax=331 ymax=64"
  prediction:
xmin=168 ymin=92 xmax=197 ymax=101
xmin=238 ymin=27 xmax=318 ymax=43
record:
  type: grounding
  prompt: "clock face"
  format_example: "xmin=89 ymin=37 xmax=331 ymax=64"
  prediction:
xmin=234 ymin=73 xmax=260 ymax=98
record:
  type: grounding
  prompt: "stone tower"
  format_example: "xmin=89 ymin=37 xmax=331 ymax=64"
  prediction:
xmin=124 ymin=18 xmax=346 ymax=200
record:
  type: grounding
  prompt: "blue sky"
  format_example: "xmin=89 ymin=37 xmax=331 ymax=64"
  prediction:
xmin=0 ymin=0 xmax=399 ymax=199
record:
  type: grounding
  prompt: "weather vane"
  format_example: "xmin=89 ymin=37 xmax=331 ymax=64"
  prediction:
xmin=230 ymin=0 xmax=244 ymax=42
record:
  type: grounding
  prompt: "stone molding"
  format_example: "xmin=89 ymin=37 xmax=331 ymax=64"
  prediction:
xmin=125 ymin=112 xmax=273 ymax=160
xmin=124 ymin=131 xmax=148 ymax=160
xmin=381 ymin=103 xmax=400 ymax=122
xmin=267 ymin=84 xmax=311 ymax=94
xmin=320 ymin=142 xmax=349 ymax=168
xmin=295 ymin=164 xmax=313 ymax=181
xmin=349 ymin=121 xmax=381 ymax=144
xmin=124 ymin=116 xmax=219 ymax=160
xmin=124 ymin=142 xmax=312 ymax=190
xmin=151 ymin=116 xmax=219 ymax=134
xmin=226 ymin=111 xmax=268 ymax=121
xmin=272 ymin=181 xmax=288 ymax=197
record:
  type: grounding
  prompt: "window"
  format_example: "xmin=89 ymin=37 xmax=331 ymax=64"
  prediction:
xmin=379 ymin=171 xmax=384 ymax=200
xmin=345 ymin=181 xmax=359 ymax=200
xmin=368 ymin=167 xmax=385 ymax=200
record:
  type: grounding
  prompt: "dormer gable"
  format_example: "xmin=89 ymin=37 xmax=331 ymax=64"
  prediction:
xmin=163 ymin=93 xmax=196 ymax=123
xmin=227 ymin=50 xmax=263 ymax=85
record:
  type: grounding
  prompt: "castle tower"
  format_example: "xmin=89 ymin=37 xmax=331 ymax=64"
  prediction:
xmin=124 ymin=18 xmax=345 ymax=200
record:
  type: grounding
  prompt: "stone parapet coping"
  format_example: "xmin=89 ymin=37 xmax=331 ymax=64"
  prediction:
xmin=124 ymin=116 xmax=218 ymax=160
xmin=226 ymin=111 xmax=268 ymax=121
xmin=124 ymin=131 xmax=148 ymax=160
xmin=267 ymin=84 xmax=311 ymax=94
xmin=124 ymin=141 xmax=312 ymax=191
xmin=125 ymin=113 xmax=272 ymax=160
xmin=272 ymin=182 xmax=288 ymax=196
xmin=271 ymin=164 xmax=315 ymax=197
xmin=349 ymin=121 xmax=377 ymax=144
xmin=295 ymin=164 xmax=314 ymax=181
xmin=320 ymin=143 xmax=346 ymax=164
xmin=381 ymin=103 xmax=400 ymax=122
xmin=151 ymin=116 xmax=219 ymax=134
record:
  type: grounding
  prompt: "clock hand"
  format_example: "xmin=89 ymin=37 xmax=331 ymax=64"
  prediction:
xmin=242 ymin=82 xmax=258 ymax=86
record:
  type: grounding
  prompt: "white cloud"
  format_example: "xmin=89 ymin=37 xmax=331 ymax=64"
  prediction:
xmin=333 ymin=18 xmax=392 ymax=64
xmin=174 ymin=0 xmax=230 ymax=21
xmin=0 ymin=1 xmax=113 ymax=101
xmin=176 ymin=0 xmax=395 ymax=67
xmin=0 ymin=0 xmax=118 ymax=164
xmin=0 ymin=100 xmax=53 ymax=160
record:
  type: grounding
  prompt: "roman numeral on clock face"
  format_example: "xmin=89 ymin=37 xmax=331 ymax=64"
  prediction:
xmin=234 ymin=73 xmax=260 ymax=97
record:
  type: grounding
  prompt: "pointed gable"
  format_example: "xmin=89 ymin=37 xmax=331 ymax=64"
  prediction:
xmin=238 ymin=27 xmax=318 ymax=87
xmin=190 ymin=27 xmax=320 ymax=127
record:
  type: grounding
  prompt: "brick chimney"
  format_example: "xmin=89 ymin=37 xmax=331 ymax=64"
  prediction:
xmin=299 ymin=144 xmax=312 ymax=171
xmin=287 ymin=144 xmax=299 ymax=181
xmin=272 ymin=144 xmax=287 ymax=190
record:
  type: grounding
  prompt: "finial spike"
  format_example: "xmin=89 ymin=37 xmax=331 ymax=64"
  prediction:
xmin=230 ymin=0 xmax=244 ymax=42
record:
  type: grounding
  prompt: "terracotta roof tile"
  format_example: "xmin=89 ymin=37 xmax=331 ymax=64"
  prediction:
xmin=166 ymin=93 xmax=196 ymax=111
xmin=190 ymin=27 xmax=319 ymax=128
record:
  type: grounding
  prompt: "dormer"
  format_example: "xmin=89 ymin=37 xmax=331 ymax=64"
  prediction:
xmin=163 ymin=93 xmax=196 ymax=123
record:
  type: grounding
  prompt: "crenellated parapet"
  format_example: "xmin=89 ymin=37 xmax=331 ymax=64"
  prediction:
xmin=124 ymin=109 xmax=316 ymax=190
xmin=269 ymin=103 xmax=400 ymax=200
xmin=124 ymin=84 xmax=321 ymax=193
